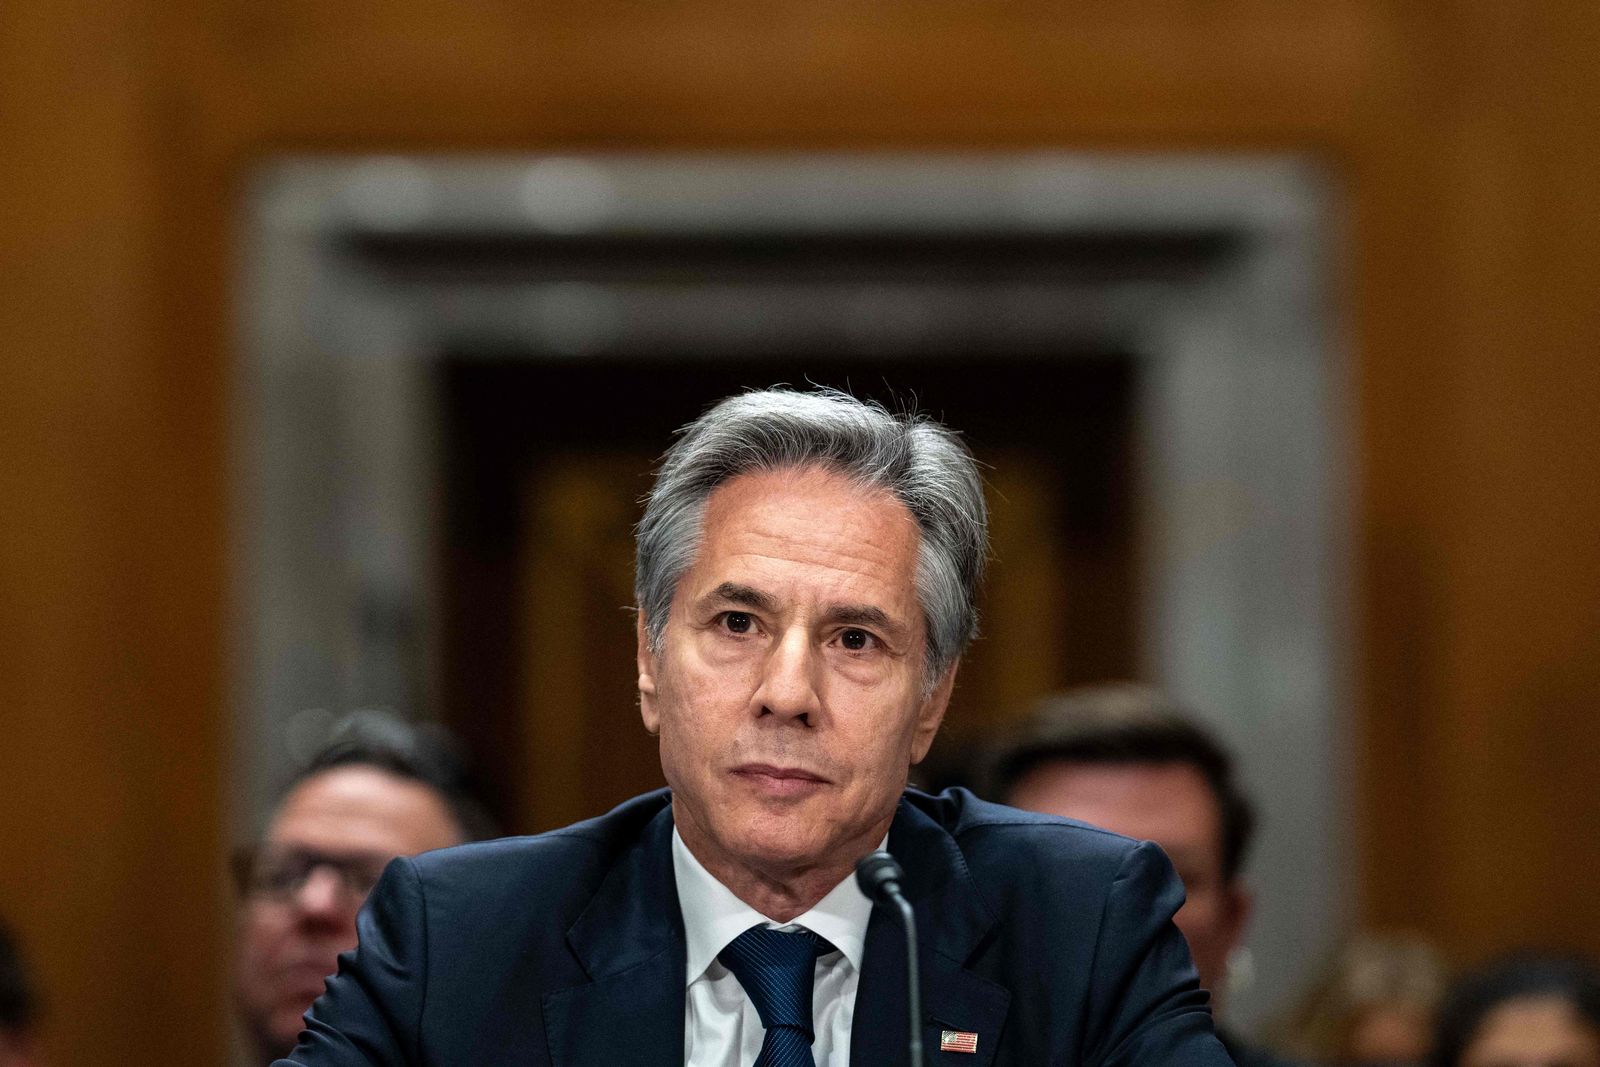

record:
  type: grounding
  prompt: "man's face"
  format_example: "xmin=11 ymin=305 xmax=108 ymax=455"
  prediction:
xmin=638 ymin=466 xmax=953 ymax=888
xmin=1006 ymin=760 xmax=1249 ymax=999
xmin=232 ymin=766 xmax=464 ymax=1059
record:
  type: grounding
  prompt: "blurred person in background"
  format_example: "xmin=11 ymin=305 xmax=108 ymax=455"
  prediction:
xmin=231 ymin=711 xmax=496 ymax=1064
xmin=985 ymin=682 xmax=1296 ymax=1067
xmin=1430 ymin=952 xmax=1600 ymax=1067
xmin=0 ymin=918 xmax=41 ymax=1067
xmin=1274 ymin=931 xmax=1448 ymax=1065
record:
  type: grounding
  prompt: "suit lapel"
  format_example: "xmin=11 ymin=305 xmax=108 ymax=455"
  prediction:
xmin=542 ymin=804 xmax=686 ymax=1067
xmin=851 ymin=798 xmax=1011 ymax=1067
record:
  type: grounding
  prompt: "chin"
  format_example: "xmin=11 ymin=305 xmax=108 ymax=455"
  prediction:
xmin=725 ymin=822 xmax=828 ymax=872
xmin=272 ymin=1018 xmax=308 ymax=1053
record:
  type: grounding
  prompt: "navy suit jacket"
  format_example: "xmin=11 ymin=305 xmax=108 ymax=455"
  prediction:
xmin=276 ymin=787 xmax=1234 ymax=1066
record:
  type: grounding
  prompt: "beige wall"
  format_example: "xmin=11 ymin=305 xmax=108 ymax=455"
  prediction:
xmin=2 ymin=2 xmax=1597 ymax=1061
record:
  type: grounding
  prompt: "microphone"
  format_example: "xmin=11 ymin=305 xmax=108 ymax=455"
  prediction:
xmin=855 ymin=851 xmax=924 ymax=1067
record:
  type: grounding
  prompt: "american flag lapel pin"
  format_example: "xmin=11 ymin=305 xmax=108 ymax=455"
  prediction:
xmin=940 ymin=1030 xmax=979 ymax=1054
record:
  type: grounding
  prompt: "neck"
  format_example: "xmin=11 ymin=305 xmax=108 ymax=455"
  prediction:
xmin=674 ymin=801 xmax=893 ymax=922
xmin=716 ymin=863 xmax=845 ymax=923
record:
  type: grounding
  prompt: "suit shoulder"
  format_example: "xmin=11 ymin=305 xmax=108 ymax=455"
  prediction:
xmin=409 ymin=788 xmax=672 ymax=895
xmin=908 ymin=786 xmax=1144 ymax=876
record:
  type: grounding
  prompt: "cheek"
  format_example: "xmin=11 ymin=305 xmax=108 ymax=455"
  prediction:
xmin=822 ymin=648 xmax=903 ymax=689
xmin=234 ymin=911 xmax=290 ymax=1001
xmin=663 ymin=646 xmax=761 ymax=723
xmin=824 ymin=677 xmax=922 ymax=741
xmin=240 ymin=907 xmax=289 ymax=957
xmin=655 ymin=671 xmax=737 ymax=771
xmin=1173 ymin=893 xmax=1224 ymax=941
xmin=819 ymin=703 xmax=919 ymax=791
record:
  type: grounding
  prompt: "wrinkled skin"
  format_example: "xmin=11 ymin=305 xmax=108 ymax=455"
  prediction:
xmin=638 ymin=466 xmax=954 ymax=920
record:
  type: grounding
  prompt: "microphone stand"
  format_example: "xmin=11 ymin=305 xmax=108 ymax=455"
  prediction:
xmin=855 ymin=851 xmax=924 ymax=1067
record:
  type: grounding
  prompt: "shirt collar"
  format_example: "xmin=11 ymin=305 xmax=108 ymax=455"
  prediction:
xmin=672 ymin=826 xmax=878 ymax=987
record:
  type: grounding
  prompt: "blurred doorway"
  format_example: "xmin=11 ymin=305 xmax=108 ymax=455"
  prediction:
xmin=440 ymin=356 xmax=1139 ymax=830
xmin=238 ymin=154 xmax=1341 ymax=1030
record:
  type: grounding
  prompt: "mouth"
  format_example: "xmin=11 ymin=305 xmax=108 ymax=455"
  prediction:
xmin=273 ymin=962 xmax=337 ymax=1000
xmin=730 ymin=763 xmax=830 ymax=798
xmin=275 ymin=949 xmax=342 ymax=984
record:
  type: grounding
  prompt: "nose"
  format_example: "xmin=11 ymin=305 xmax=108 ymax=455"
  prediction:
xmin=292 ymin=865 xmax=356 ymax=923
xmin=754 ymin=627 xmax=822 ymax=723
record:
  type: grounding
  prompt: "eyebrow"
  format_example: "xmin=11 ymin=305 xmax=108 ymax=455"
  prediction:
xmin=703 ymin=582 xmax=778 ymax=613
xmin=819 ymin=603 xmax=902 ymax=637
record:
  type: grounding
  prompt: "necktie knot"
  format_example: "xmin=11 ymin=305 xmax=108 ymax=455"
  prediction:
xmin=718 ymin=925 xmax=833 ymax=1063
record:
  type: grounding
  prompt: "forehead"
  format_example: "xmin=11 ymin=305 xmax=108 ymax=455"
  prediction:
xmin=1468 ymin=995 xmax=1600 ymax=1063
xmin=267 ymin=765 xmax=461 ymax=855
xmin=1008 ymin=760 xmax=1223 ymax=858
xmin=686 ymin=466 xmax=923 ymax=603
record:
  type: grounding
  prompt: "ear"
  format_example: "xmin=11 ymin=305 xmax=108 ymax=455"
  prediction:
xmin=636 ymin=610 xmax=661 ymax=736
xmin=1219 ymin=878 xmax=1254 ymax=957
xmin=909 ymin=660 xmax=958 ymax=765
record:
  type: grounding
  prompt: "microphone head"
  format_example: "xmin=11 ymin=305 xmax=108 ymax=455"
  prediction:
xmin=854 ymin=850 xmax=906 ymax=903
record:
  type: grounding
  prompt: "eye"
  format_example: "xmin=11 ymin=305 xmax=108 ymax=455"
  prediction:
xmin=720 ymin=611 xmax=754 ymax=634
xmin=838 ymin=628 xmax=875 ymax=652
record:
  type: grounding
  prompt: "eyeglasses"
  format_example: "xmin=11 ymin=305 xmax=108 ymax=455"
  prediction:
xmin=232 ymin=845 xmax=393 ymax=906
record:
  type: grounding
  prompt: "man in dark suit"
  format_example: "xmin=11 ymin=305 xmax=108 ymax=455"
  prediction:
xmin=278 ymin=387 xmax=1234 ymax=1066
xmin=985 ymin=684 xmax=1301 ymax=1067
xmin=234 ymin=712 xmax=496 ymax=1064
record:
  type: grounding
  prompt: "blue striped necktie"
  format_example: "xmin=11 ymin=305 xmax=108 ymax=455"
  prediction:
xmin=718 ymin=924 xmax=834 ymax=1067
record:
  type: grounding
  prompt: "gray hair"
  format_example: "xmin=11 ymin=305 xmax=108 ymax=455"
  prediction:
xmin=635 ymin=387 xmax=988 ymax=686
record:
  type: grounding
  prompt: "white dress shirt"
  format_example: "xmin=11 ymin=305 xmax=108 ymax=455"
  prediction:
xmin=672 ymin=828 xmax=877 ymax=1067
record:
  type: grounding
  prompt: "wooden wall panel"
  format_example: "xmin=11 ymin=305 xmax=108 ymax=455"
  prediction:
xmin=0 ymin=1 xmax=229 ymax=1064
xmin=1365 ymin=2 xmax=1600 ymax=955
xmin=162 ymin=0 xmax=1399 ymax=157
xmin=2 ymin=0 xmax=1598 ymax=1061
